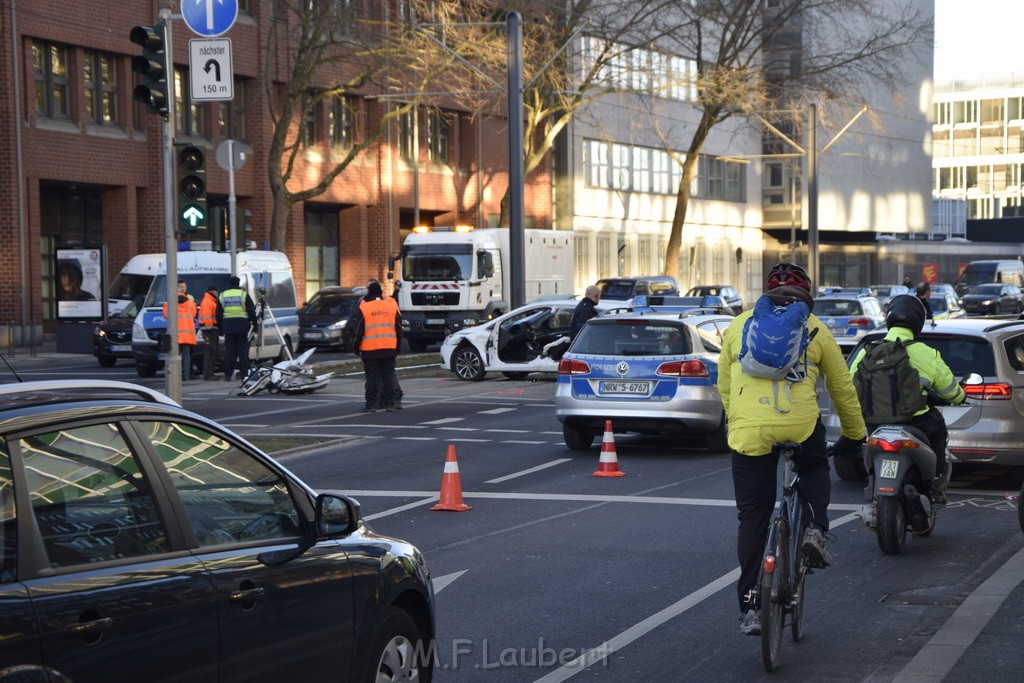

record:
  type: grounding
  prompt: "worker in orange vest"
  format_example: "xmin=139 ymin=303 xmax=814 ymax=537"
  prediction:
xmin=350 ymin=281 xmax=402 ymax=412
xmin=163 ymin=281 xmax=199 ymax=381
xmin=198 ymin=285 xmax=220 ymax=380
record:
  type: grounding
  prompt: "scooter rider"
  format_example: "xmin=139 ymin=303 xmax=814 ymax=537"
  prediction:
xmin=849 ymin=294 xmax=966 ymax=504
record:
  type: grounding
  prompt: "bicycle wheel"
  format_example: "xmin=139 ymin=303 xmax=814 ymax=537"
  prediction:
xmin=790 ymin=561 xmax=806 ymax=642
xmin=760 ymin=522 xmax=787 ymax=672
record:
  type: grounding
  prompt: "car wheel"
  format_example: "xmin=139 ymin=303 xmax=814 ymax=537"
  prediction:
xmin=705 ymin=415 xmax=729 ymax=453
xmin=368 ymin=607 xmax=432 ymax=683
xmin=97 ymin=356 xmax=117 ymax=368
xmin=502 ymin=371 xmax=529 ymax=381
xmin=833 ymin=453 xmax=868 ymax=481
xmin=408 ymin=339 xmax=428 ymax=353
xmin=452 ymin=345 xmax=485 ymax=381
xmin=135 ymin=362 xmax=157 ymax=378
xmin=562 ymin=423 xmax=595 ymax=450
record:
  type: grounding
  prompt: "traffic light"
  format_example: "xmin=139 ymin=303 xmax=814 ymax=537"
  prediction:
xmin=175 ymin=143 xmax=207 ymax=232
xmin=130 ymin=22 xmax=169 ymax=116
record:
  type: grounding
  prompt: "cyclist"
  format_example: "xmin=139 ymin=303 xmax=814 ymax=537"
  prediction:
xmin=718 ymin=263 xmax=867 ymax=635
xmin=849 ymin=294 xmax=965 ymax=504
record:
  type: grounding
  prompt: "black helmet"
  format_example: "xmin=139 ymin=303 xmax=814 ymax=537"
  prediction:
xmin=885 ymin=294 xmax=926 ymax=335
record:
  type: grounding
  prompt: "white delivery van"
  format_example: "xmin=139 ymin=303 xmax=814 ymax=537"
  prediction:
xmin=121 ymin=250 xmax=299 ymax=377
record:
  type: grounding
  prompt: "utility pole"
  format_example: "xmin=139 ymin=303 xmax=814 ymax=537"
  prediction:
xmin=807 ymin=103 xmax=818 ymax=288
xmin=507 ymin=12 xmax=525 ymax=311
xmin=159 ymin=0 xmax=180 ymax=403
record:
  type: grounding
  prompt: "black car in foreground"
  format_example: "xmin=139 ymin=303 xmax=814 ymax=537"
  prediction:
xmin=0 ymin=380 xmax=435 ymax=682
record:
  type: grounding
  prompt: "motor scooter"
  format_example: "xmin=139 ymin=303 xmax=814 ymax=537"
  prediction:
xmin=858 ymin=373 xmax=981 ymax=555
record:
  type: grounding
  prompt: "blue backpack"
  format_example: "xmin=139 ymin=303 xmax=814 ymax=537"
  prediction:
xmin=738 ymin=295 xmax=817 ymax=412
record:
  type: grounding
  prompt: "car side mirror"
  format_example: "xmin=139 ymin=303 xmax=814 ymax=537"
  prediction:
xmin=314 ymin=492 xmax=360 ymax=538
xmin=961 ymin=373 xmax=983 ymax=386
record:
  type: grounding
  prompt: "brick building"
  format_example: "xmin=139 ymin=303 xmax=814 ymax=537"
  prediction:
xmin=0 ymin=0 xmax=551 ymax=343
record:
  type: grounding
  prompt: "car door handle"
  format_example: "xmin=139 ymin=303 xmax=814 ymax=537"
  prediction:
xmin=64 ymin=617 xmax=113 ymax=638
xmin=228 ymin=587 xmax=265 ymax=604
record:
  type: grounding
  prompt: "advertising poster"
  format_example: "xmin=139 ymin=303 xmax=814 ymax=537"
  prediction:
xmin=56 ymin=246 xmax=104 ymax=319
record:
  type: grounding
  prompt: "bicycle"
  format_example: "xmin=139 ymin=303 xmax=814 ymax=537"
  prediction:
xmin=758 ymin=441 xmax=819 ymax=672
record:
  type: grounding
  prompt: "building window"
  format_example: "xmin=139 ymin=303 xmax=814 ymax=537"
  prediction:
xmin=427 ymin=109 xmax=449 ymax=164
xmin=596 ymin=235 xmax=612 ymax=278
xmin=611 ymin=144 xmax=630 ymax=190
xmin=32 ymin=41 xmax=70 ymax=119
xmin=84 ymin=50 xmax=118 ymax=125
xmin=574 ymin=234 xmax=590 ymax=292
xmin=301 ymin=92 xmax=318 ymax=147
xmin=305 ymin=209 xmax=340 ymax=301
xmin=174 ymin=68 xmax=206 ymax=136
xmin=329 ymin=95 xmax=355 ymax=148
xmin=398 ymin=108 xmax=415 ymax=160
xmin=218 ymin=80 xmax=246 ymax=140
xmin=586 ymin=140 xmax=609 ymax=187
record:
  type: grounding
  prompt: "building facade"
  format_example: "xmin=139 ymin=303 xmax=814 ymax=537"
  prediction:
xmin=0 ymin=0 xmax=550 ymax=343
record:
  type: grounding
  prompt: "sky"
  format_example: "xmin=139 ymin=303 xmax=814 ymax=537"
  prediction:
xmin=934 ymin=0 xmax=1024 ymax=81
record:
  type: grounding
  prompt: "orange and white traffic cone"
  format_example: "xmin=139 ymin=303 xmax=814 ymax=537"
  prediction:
xmin=431 ymin=444 xmax=472 ymax=511
xmin=592 ymin=420 xmax=626 ymax=477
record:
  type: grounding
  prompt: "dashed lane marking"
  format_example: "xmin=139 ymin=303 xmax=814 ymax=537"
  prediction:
xmin=486 ymin=459 xmax=572 ymax=484
xmin=479 ymin=407 xmax=517 ymax=414
xmin=421 ymin=417 xmax=465 ymax=425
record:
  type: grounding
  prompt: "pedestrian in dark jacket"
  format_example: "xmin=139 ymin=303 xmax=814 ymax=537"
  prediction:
xmin=570 ymin=285 xmax=602 ymax=340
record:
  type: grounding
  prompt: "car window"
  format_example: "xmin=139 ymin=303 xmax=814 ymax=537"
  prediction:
xmin=695 ymin=321 xmax=725 ymax=352
xmin=919 ymin=336 xmax=996 ymax=377
xmin=19 ymin=423 xmax=171 ymax=568
xmin=598 ymin=282 xmax=635 ymax=299
xmin=814 ymin=299 xmax=861 ymax=317
xmin=1 ymin=440 xmax=15 ymax=582
xmin=862 ymin=299 xmax=882 ymax=316
xmin=572 ymin=321 xmax=692 ymax=356
xmin=549 ymin=308 xmax=573 ymax=332
xmin=1005 ymin=335 xmax=1024 ymax=372
xmin=650 ymin=282 xmax=677 ymax=295
xmin=139 ymin=421 xmax=303 ymax=547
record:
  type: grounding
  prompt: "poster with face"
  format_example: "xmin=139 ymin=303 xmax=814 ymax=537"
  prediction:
xmin=56 ymin=246 xmax=104 ymax=319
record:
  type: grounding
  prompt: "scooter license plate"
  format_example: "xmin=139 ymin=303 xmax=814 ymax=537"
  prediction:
xmin=880 ymin=459 xmax=899 ymax=479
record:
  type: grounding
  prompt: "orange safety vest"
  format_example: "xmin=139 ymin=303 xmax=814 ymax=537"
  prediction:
xmin=198 ymin=292 xmax=218 ymax=329
xmin=358 ymin=298 xmax=399 ymax=352
xmin=163 ymin=296 xmax=198 ymax=346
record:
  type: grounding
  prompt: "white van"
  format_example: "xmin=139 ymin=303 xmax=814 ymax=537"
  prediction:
xmin=121 ymin=250 xmax=299 ymax=377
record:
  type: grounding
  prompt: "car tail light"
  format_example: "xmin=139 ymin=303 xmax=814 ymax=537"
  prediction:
xmin=848 ymin=317 xmax=872 ymax=327
xmin=656 ymin=360 xmax=708 ymax=378
xmin=963 ymin=382 xmax=1012 ymax=400
xmin=557 ymin=358 xmax=590 ymax=375
xmin=867 ymin=436 xmax=920 ymax=452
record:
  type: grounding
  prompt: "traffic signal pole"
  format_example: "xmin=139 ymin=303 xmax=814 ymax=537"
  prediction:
xmin=159 ymin=2 xmax=181 ymax=404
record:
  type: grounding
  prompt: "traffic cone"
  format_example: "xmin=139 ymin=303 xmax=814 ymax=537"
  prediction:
xmin=592 ymin=420 xmax=626 ymax=477
xmin=431 ymin=444 xmax=472 ymax=511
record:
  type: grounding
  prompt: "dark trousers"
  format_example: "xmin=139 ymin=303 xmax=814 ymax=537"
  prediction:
xmin=201 ymin=328 xmax=220 ymax=379
xmin=223 ymin=332 xmax=250 ymax=380
xmin=732 ymin=421 xmax=831 ymax=612
xmin=912 ymin=409 xmax=948 ymax=479
xmin=376 ymin=371 xmax=403 ymax=408
xmin=363 ymin=356 xmax=396 ymax=409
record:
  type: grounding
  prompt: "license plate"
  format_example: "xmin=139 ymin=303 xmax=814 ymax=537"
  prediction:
xmin=302 ymin=331 xmax=323 ymax=339
xmin=425 ymin=318 xmax=445 ymax=325
xmin=879 ymin=459 xmax=899 ymax=479
xmin=110 ymin=344 xmax=131 ymax=352
xmin=599 ymin=380 xmax=651 ymax=395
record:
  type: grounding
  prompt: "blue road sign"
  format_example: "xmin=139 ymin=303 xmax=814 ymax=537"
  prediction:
xmin=181 ymin=0 xmax=238 ymax=38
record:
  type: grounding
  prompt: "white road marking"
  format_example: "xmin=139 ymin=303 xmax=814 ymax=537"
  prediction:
xmin=394 ymin=436 xmax=437 ymax=441
xmin=432 ymin=570 xmax=468 ymax=595
xmin=487 ymin=429 xmax=530 ymax=434
xmin=364 ymin=496 xmax=438 ymax=521
xmin=422 ymin=417 xmax=465 ymax=425
xmin=437 ymin=427 xmax=478 ymax=432
xmin=486 ymin=459 xmax=572 ymax=483
xmin=480 ymin=407 xmax=516 ymax=414
xmin=534 ymin=512 xmax=861 ymax=682
xmin=500 ymin=440 xmax=547 ymax=445
xmin=446 ymin=438 xmax=491 ymax=443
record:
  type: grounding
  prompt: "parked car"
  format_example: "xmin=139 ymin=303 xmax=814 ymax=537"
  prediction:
xmin=298 ymin=286 xmax=367 ymax=351
xmin=930 ymin=292 xmax=966 ymax=320
xmin=825 ymin=319 xmax=1024 ymax=477
xmin=92 ymin=298 xmax=142 ymax=367
xmin=596 ymin=276 xmax=678 ymax=301
xmin=960 ymin=283 xmax=1024 ymax=316
xmin=440 ymin=299 xmax=583 ymax=381
xmin=0 ymin=380 xmax=436 ymax=681
xmin=812 ymin=293 xmax=885 ymax=352
xmin=554 ymin=311 xmax=734 ymax=451
xmin=870 ymin=284 xmax=909 ymax=308
xmin=686 ymin=285 xmax=743 ymax=314
xmin=953 ymin=259 xmax=1024 ymax=297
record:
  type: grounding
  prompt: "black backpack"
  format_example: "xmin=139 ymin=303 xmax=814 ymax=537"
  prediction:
xmin=852 ymin=339 xmax=927 ymax=424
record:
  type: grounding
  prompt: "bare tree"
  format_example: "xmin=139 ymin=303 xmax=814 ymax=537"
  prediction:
xmin=657 ymin=0 xmax=932 ymax=280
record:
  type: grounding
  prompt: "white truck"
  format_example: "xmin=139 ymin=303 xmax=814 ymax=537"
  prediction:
xmin=391 ymin=226 xmax=574 ymax=351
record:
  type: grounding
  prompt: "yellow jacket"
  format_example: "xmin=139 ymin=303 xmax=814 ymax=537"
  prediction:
xmin=718 ymin=309 xmax=866 ymax=455
xmin=848 ymin=326 xmax=966 ymax=417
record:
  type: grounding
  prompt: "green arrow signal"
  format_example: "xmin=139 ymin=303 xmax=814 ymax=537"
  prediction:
xmin=181 ymin=204 xmax=206 ymax=230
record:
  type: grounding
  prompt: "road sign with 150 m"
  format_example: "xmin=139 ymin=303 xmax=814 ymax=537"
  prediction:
xmin=189 ymin=39 xmax=233 ymax=102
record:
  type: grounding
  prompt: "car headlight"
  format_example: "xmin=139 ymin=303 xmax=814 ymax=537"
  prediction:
xmin=328 ymin=319 xmax=347 ymax=330
xmin=982 ymin=299 xmax=994 ymax=306
xmin=96 ymin=327 xmax=105 ymax=337
xmin=132 ymin=323 xmax=151 ymax=343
